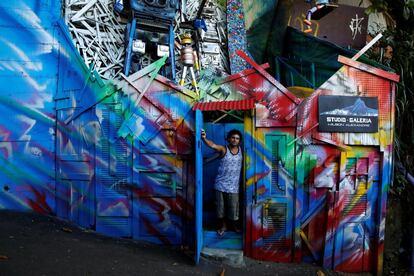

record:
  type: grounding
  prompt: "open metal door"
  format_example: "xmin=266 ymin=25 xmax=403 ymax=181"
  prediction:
xmin=195 ymin=110 xmax=203 ymax=264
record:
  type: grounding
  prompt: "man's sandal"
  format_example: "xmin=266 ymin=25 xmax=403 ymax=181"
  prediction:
xmin=217 ymin=228 xmax=226 ymax=236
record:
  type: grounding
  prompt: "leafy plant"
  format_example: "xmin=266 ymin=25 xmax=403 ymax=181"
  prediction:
xmin=365 ymin=0 xmax=414 ymax=183
xmin=365 ymin=1 xmax=414 ymax=273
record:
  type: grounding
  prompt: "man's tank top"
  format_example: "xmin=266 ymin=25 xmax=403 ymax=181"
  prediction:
xmin=214 ymin=146 xmax=242 ymax=193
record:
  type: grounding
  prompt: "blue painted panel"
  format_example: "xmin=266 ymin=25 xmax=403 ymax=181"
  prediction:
xmin=138 ymin=212 xmax=179 ymax=242
xmin=195 ymin=110 xmax=203 ymax=264
xmin=138 ymin=211 xmax=179 ymax=235
xmin=97 ymin=197 xmax=130 ymax=217
xmin=0 ymin=76 xmax=57 ymax=94
xmin=55 ymin=102 xmax=97 ymax=226
xmin=69 ymin=179 xmax=95 ymax=228
xmin=0 ymin=141 xmax=55 ymax=189
xmin=118 ymin=107 xmax=162 ymax=146
xmin=0 ymin=39 xmax=56 ymax=58
xmin=132 ymin=194 xmax=182 ymax=245
xmin=0 ymin=26 xmax=56 ymax=45
xmin=0 ymin=105 xmax=54 ymax=141
xmin=204 ymin=230 xmax=242 ymax=250
xmin=252 ymin=133 xmax=294 ymax=261
xmin=58 ymin=160 xmax=91 ymax=180
xmin=0 ymin=140 xmax=55 ymax=214
xmin=0 ymin=7 xmax=58 ymax=29
xmin=132 ymin=149 xmax=184 ymax=244
xmin=137 ymin=171 xmax=177 ymax=197
xmin=202 ymin=123 xmax=224 ymax=227
xmin=96 ymin=216 xmax=132 ymax=238
xmin=0 ymin=190 xmax=55 ymax=213
xmin=0 ymin=3 xmax=60 ymax=210
xmin=55 ymin=178 xmax=71 ymax=219
xmin=95 ymin=104 xmax=132 ymax=238
xmin=0 ymin=61 xmax=58 ymax=77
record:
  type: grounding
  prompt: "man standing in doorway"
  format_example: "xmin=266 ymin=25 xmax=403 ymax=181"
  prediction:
xmin=201 ymin=129 xmax=243 ymax=236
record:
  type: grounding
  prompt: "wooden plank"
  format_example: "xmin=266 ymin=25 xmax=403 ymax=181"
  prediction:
xmin=237 ymin=50 xmax=301 ymax=105
xmin=338 ymin=55 xmax=399 ymax=82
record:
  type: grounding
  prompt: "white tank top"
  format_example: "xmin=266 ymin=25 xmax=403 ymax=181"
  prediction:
xmin=214 ymin=146 xmax=242 ymax=193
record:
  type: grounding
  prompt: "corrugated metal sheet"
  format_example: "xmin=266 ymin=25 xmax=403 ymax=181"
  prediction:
xmin=192 ymin=99 xmax=255 ymax=111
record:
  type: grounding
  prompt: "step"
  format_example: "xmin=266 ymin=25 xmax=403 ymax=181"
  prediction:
xmin=203 ymin=230 xmax=242 ymax=250
xmin=201 ymin=247 xmax=245 ymax=268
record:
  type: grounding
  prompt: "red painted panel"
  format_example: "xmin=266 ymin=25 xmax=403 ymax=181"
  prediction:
xmin=193 ymin=99 xmax=255 ymax=111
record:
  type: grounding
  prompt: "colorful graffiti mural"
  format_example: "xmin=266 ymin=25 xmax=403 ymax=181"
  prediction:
xmin=0 ymin=0 xmax=197 ymax=247
xmin=0 ymin=1 xmax=60 ymax=213
xmin=194 ymin=50 xmax=398 ymax=275
xmin=0 ymin=1 xmax=400 ymax=275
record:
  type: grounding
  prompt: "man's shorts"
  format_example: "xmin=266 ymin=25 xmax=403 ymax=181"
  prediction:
xmin=215 ymin=190 xmax=239 ymax=221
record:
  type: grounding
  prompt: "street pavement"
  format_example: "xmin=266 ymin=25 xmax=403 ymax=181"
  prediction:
xmin=0 ymin=211 xmax=347 ymax=276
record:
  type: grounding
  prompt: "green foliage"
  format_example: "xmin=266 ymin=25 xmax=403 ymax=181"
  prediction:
xmin=365 ymin=1 xmax=414 ymax=273
xmin=363 ymin=0 xmax=388 ymax=14
xmin=394 ymin=171 xmax=410 ymax=196
xmin=366 ymin=0 xmax=414 ymax=176
xmin=366 ymin=0 xmax=414 ymax=28
xmin=213 ymin=0 xmax=226 ymax=10
xmin=384 ymin=180 xmax=414 ymax=275
xmin=387 ymin=30 xmax=414 ymax=169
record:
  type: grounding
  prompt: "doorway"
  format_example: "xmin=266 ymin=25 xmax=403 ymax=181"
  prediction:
xmin=194 ymin=109 xmax=251 ymax=263
xmin=202 ymin=122 xmax=244 ymax=238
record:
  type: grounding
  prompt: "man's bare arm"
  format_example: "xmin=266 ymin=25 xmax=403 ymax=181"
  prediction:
xmin=201 ymin=129 xmax=226 ymax=155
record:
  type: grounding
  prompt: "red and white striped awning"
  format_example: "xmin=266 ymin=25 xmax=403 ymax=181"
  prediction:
xmin=192 ymin=99 xmax=255 ymax=111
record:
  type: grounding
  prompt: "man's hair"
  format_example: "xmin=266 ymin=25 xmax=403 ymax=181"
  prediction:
xmin=227 ymin=129 xmax=242 ymax=142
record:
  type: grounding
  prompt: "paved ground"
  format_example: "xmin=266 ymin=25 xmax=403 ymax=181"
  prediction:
xmin=0 ymin=211 xmax=346 ymax=276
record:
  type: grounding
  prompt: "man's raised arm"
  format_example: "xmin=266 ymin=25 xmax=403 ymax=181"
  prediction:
xmin=201 ymin=129 xmax=226 ymax=156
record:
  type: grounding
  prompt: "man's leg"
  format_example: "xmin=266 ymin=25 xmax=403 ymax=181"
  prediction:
xmin=215 ymin=190 xmax=226 ymax=235
xmin=226 ymin=192 xmax=240 ymax=232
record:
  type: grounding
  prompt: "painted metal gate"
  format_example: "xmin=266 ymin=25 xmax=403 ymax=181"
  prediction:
xmin=95 ymin=103 xmax=132 ymax=238
xmin=324 ymin=148 xmax=380 ymax=272
xmin=252 ymin=132 xmax=295 ymax=262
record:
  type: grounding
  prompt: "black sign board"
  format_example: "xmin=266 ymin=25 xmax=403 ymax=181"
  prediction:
xmin=318 ymin=96 xmax=378 ymax=133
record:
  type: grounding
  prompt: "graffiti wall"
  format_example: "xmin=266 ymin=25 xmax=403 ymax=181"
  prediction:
xmin=287 ymin=2 xmax=368 ymax=48
xmin=294 ymin=56 xmax=398 ymax=273
xmin=195 ymin=51 xmax=398 ymax=274
xmin=0 ymin=1 xmax=400 ymax=274
xmin=0 ymin=0 xmax=196 ymax=246
xmin=0 ymin=1 xmax=60 ymax=213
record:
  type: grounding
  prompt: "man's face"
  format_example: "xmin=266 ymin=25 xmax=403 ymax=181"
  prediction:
xmin=228 ymin=134 xmax=241 ymax=147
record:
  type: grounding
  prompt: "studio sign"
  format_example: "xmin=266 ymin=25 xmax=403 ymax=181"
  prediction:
xmin=318 ymin=96 xmax=379 ymax=133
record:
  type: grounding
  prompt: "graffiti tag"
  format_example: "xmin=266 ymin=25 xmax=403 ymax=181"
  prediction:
xmin=349 ymin=14 xmax=364 ymax=40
